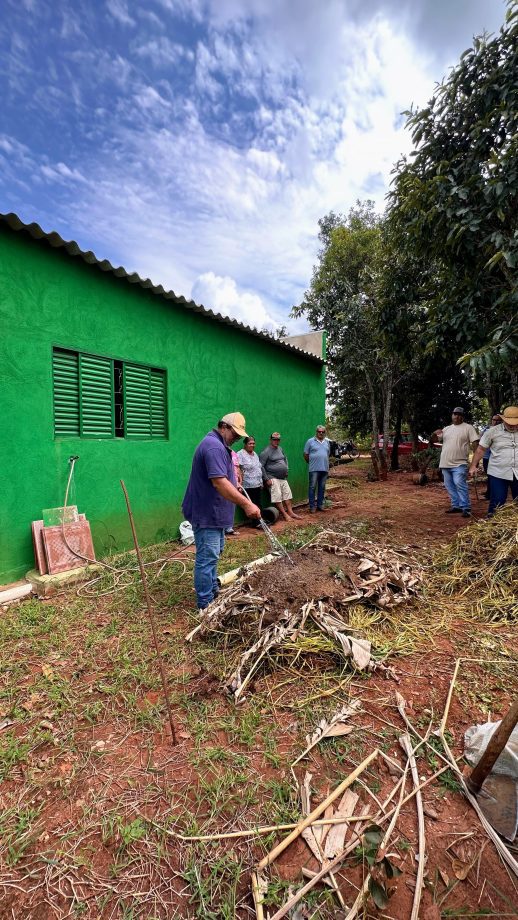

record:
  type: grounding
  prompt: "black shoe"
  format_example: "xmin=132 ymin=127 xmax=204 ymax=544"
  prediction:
xmin=445 ymin=507 xmax=462 ymax=514
xmin=462 ymin=510 xmax=472 ymax=518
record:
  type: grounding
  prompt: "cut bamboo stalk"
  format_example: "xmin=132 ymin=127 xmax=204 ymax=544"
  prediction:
xmin=269 ymin=839 xmax=361 ymax=920
xmin=400 ymin=733 xmax=426 ymax=920
xmin=141 ymin=813 xmax=373 ymax=843
xmin=257 ymin=748 xmax=379 ymax=870
xmin=251 ymin=870 xmax=265 ymax=920
xmin=342 ymin=761 xmax=409 ymax=920
xmin=440 ymin=658 xmax=461 ymax=735
xmin=270 ymin=779 xmax=406 ymax=920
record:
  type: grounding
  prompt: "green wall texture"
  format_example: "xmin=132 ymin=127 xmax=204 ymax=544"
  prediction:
xmin=0 ymin=226 xmax=325 ymax=583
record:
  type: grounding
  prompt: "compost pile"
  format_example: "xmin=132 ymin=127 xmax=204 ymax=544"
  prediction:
xmin=190 ymin=529 xmax=422 ymax=698
xmin=432 ymin=503 xmax=518 ymax=620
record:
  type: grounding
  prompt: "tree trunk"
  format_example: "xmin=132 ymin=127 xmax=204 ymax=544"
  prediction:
xmin=391 ymin=402 xmax=403 ymax=471
xmin=409 ymin=420 xmax=420 ymax=472
xmin=379 ymin=366 xmax=393 ymax=481
xmin=365 ymin=371 xmax=381 ymax=480
xmin=370 ymin=449 xmax=380 ymax=480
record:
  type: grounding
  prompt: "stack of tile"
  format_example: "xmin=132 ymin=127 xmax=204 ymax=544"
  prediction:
xmin=31 ymin=506 xmax=95 ymax=575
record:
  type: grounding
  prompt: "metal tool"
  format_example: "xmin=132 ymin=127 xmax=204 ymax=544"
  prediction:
xmin=241 ymin=487 xmax=294 ymax=565
xmin=466 ymin=699 xmax=518 ymax=841
xmin=120 ymin=479 xmax=178 ymax=745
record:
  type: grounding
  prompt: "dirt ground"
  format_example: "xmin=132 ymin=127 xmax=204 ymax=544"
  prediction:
xmin=0 ymin=463 xmax=516 ymax=919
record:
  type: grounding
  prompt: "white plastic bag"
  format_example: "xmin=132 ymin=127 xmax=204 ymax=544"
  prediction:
xmin=179 ymin=521 xmax=194 ymax=546
xmin=464 ymin=721 xmax=518 ymax=779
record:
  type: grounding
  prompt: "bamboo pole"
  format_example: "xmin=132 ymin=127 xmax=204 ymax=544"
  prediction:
xmin=140 ymin=813 xmax=374 ymax=843
xmin=257 ymin=748 xmax=379 ymax=870
xmin=342 ymin=767 xmax=409 ymax=920
xmin=440 ymin=658 xmax=461 ymax=735
xmin=400 ymin=733 xmax=426 ymax=920
xmin=251 ymin=870 xmax=265 ymax=920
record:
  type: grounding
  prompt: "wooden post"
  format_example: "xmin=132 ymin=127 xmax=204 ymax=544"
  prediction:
xmin=466 ymin=699 xmax=518 ymax=795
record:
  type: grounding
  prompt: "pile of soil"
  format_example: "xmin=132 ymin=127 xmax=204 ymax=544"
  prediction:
xmin=241 ymin=546 xmax=360 ymax=613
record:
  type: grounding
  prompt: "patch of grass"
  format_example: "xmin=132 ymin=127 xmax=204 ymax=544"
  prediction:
xmin=262 ymin=876 xmax=335 ymax=912
xmin=262 ymin=778 xmax=300 ymax=823
xmin=101 ymin=814 xmax=148 ymax=850
xmin=0 ymin=803 xmax=42 ymax=865
xmin=0 ymin=730 xmax=32 ymax=780
xmin=183 ymin=698 xmax=220 ymax=746
xmin=194 ymin=769 xmax=258 ymax=818
xmin=190 ymin=746 xmax=249 ymax=771
xmin=437 ymin=768 xmax=462 ymax=795
xmin=182 ymin=845 xmax=244 ymax=919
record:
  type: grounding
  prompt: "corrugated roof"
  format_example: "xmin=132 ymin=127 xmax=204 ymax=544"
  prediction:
xmin=0 ymin=211 xmax=323 ymax=364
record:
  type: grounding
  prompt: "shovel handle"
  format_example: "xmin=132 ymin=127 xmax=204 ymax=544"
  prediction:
xmin=466 ymin=699 xmax=518 ymax=794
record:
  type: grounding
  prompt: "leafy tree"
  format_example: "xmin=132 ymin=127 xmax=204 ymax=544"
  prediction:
xmin=389 ymin=3 xmax=518 ymax=382
xmin=292 ymin=202 xmax=398 ymax=474
xmin=294 ymin=204 xmax=477 ymax=475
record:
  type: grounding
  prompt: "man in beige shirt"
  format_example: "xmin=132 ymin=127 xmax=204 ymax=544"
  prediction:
xmin=430 ymin=407 xmax=479 ymax=518
xmin=469 ymin=406 xmax=518 ymax=517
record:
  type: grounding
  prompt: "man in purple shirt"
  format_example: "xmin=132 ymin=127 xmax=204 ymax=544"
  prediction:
xmin=182 ymin=412 xmax=261 ymax=609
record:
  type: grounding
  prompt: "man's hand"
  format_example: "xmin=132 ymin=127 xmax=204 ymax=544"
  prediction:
xmin=468 ymin=465 xmax=478 ymax=479
xmin=265 ymin=479 xmax=273 ymax=487
xmin=242 ymin=501 xmax=261 ymax=519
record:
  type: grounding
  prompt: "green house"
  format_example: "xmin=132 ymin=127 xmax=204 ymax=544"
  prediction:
xmin=0 ymin=213 xmax=325 ymax=584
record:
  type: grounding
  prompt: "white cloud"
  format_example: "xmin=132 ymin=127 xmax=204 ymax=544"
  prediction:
xmin=134 ymin=37 xmax=193 ymax=67
xmin=192 ymin=272 xmax=279 ymax=332
xmin=41 ymin=162 xmax=88 ymax=183
xmin=0 ymin=0 xmax=504 ymax=335
xmin=106 ymin=0 xmax=135 ymax=28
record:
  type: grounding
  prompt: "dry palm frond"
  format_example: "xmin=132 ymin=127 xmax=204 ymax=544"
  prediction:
xmin=310 ymin=530 xmax=422 ymax=606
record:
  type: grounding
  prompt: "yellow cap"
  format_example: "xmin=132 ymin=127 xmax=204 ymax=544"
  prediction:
xmin=221 ymin=412 xmax=248 ymax=437
xmin=500 ymin=406 xmax=518 ymax=424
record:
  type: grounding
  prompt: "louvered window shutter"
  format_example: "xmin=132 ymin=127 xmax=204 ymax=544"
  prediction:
xmin=150 ymin=369 xmax=167 ymax=438
xmin=79 ymin=353 xmax=114 ymax=438
xmin=124 ymin=364 xmax=167 ymax=439
xmin=124 ymin=363 xmax=152 ymax=438
xmin=53 ymin=348 xmax=80 ymax=437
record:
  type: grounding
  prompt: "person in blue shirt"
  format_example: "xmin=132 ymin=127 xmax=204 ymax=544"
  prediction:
xmin=182 ymin=413 xmax=260 ymax=610
xmin=304 ymin=425 xmax=331 ymax=512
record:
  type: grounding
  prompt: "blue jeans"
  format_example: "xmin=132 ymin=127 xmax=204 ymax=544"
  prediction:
xmin=309 ymin=471 xmax=328 ymax=510
xmin=441 ymin=466 xmax=470 ymax=510
xmin=488 ymin=475 xmax=518 ymax=517
xmin=193 ymin=526 xmax=225 ymax=609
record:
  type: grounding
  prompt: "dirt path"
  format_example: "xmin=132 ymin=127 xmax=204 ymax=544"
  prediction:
xmin=232 ymin=462 xmax=481 ymax=551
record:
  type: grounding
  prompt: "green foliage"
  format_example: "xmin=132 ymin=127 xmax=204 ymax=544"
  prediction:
xmin=355 ymin=823 xmax=402 ymax=910
xmin=389 ymin=3 xmax=518 ymax=375
xmin=293 ymin=202 xmax=475 ymax=451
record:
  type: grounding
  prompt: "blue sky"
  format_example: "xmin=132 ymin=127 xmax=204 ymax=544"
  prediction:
xmin=0 ymin=0 xmax=506 ymax=333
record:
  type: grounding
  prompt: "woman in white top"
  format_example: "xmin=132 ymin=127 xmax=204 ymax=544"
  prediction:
xmin=237 ymin=436 xmax=263 ymax=526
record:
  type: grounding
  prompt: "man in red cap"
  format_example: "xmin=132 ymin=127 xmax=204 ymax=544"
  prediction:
xmin=183 ymin=413 xmax=260 ymax=609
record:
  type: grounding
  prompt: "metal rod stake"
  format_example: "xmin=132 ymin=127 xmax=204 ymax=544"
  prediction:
xmin=120 ymin=479 xmax=178 ymax=745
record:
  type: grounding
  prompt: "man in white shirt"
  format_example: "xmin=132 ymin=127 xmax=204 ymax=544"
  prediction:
xmin=430 ymin=407 xmax=479 ymax=518
xmin=469 ymin=406 xmax=518 ymax=517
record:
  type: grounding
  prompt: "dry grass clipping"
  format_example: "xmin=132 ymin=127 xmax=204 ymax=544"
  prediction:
xmin=431 ymin=503 xmax=518 ymax=621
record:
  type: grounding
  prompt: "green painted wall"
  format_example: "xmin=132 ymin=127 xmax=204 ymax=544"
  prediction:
xmin=0 ymin=227 xmax=325 ymax=583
